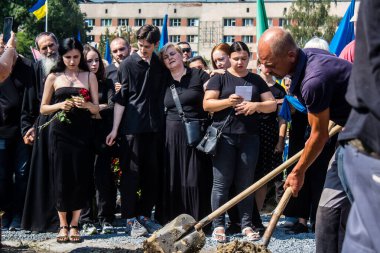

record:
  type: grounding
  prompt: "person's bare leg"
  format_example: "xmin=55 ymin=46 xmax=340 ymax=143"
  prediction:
xmin=69 ymin=210 xmax=81 ymax=242
xmin=255 ymin=185 xmax=268 ymax=211
xmin=57 ymin=211 xmax=69 ymax=242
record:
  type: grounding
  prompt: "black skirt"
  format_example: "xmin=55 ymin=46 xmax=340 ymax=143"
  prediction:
xmin=21 ymin=115 xmax=59 ymax=232
xmin=157 ymin=120 xmax=212 ymax=224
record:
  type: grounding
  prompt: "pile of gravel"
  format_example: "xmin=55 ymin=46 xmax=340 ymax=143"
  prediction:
xmin=1 ymin=214 xmax=315 ymax=252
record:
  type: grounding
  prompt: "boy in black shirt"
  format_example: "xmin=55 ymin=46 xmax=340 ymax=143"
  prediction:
xmin=106 ymin=24 xmax=166 ymax=237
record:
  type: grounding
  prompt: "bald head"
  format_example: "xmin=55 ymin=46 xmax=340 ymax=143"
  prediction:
xmin=257 ymin=27 xmax=299 ymax=79
xmin=258 ymin=27 xmax=298 ymax=58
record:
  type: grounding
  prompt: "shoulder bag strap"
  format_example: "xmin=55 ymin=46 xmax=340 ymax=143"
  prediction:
xmin=170 ymin=84 xmax=186 ymax=121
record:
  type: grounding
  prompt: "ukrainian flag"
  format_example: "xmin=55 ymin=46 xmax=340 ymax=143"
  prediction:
xmin=29 ymin=0 xmax=47 ymax=20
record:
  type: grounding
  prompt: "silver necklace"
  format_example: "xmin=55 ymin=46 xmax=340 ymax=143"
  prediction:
xmin=64 ymin=71 xmax=79 ymax=86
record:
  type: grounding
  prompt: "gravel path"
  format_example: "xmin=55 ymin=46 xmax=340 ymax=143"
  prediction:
xmin=1 ymin=215 xmax=315 ymax=252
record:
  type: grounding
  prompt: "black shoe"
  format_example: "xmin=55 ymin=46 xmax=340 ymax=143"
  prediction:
xmin=285 ymin=223 xmax=309 ymax=234
xmin=1 ymin=217 xmax=11 ymax=231
xmin=225 ymin=222 xmax=241 ymax=235
xmin=8 ymin=215 xmax=21 ymax=231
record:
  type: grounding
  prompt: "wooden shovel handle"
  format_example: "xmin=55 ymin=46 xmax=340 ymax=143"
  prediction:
xmin=262 ymin=187 xmax=293 ymax=247
xmin=195 ymin=124 xmax=342 ymax=231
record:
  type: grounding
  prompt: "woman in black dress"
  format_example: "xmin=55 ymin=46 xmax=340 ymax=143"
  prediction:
xmin=156 ymin=43 xmax=212 ymax=224
xmin=203 ymin=42 xmax=276 ymax=242
xmin=40 ymin=38 xmax=99 ymax=242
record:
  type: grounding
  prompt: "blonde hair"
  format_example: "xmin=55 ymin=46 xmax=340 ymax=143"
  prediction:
xmin=159 ymin=43 xmax=183 ymax=62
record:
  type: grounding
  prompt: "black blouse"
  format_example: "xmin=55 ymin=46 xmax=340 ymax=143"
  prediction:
xmin=164 ymin=68 xmax=209 ymax=121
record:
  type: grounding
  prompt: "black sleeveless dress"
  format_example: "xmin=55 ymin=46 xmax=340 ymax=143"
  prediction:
xmin=49 ymin=87 xmax=92 ymax=212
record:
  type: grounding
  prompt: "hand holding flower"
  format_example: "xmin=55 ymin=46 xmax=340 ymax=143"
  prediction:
xmin=60 ymin=99 xmax=74 ymax=111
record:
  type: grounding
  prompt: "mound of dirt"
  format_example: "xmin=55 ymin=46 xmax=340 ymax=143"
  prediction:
xmin=216 ymin=240 xmax=272 ymax=253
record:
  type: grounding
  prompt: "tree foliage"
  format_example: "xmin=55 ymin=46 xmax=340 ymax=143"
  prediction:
xmin=285 ymin=0 xmax=340 ymax=47
xmin=0 ymin=0 xmax=91 ymax=57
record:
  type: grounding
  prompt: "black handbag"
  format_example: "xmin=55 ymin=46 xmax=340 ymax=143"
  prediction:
xmin=196 ymin=110 xmax=233 ymax=156
xmin=170 ymin=84 xmax=203 ymax=147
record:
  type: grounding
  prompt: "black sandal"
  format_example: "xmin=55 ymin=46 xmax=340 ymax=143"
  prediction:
xmin=56 ymin=226 xmax=69 ymax=243
xmin=69 ymin=225 xmax=82 ymax=243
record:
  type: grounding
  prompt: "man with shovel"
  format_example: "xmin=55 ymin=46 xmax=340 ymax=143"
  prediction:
xmin=258 ymin=27 xmax=352 ymax=253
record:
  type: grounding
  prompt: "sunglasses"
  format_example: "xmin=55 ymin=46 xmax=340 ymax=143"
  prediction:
xmin=181 ymin=48 xmax=191 ymax=53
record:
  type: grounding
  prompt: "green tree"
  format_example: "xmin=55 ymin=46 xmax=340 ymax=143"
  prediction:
xmin=0 ymin=0 xmax=91 ymax=57
xmin=284 ymin=0 xmax=340 ymax=47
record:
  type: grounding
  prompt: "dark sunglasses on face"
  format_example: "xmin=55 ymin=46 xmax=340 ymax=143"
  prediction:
xmin=181 ymin=48 xmax=191 ymax=53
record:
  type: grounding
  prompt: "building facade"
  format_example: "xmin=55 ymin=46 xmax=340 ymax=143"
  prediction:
xmin=79 ymin=0 xmax=354 ymax=68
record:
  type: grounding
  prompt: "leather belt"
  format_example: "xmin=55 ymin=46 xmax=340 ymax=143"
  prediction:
xmin=348 ymin=139 xmax=380 ymax=159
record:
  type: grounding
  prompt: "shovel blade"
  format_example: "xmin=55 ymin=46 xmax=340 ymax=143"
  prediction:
xmin=144 ymin=214 xmax=206 ymax=253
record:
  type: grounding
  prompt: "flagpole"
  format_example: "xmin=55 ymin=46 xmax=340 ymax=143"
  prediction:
xmin=45 ymin=0 xmax=48 ymax=32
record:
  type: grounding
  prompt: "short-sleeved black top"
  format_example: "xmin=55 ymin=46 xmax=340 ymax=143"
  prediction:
xmin=113 ymin=53 xmax=168 ymax=135
xmin=164 ymin=68 xmax=209 ymax=121
xmin=206 ymin=71 xmax=270 ymax=134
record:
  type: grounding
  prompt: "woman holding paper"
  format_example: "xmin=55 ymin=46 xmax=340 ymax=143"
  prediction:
xmin=203 ymin=41 xmax=276 ymax=242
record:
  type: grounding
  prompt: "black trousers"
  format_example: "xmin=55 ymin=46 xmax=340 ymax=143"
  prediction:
xmin=81 ymin=120 xmax=117 ymax=224
xmin=119 ymin=132 xmax=163 ymax=219
xmin=284 ymin=134 xmax=337 ymax=224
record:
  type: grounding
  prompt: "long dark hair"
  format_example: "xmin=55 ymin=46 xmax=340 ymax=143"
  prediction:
xmin=50 ymin=37 xmax=89 ymax=73
xmin=83 ymin=44 xmax=105 ymax=82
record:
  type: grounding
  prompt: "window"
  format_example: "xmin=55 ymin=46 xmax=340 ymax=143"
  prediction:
xmin=279 ymin=18 xmax=289 ymax=27
xmin=170 ymin=18 xmax=181 ymax=27
xmin=192 ymin=51 xmax=198 ymax=57
xmin=169 ymin=35 xmax=180 ymax=43
xmin=223 ymin=35 xmax=235 ymax=43
xmin=153 ymin=18 xmax=163 ymax=26
xmin=243 ymin=18 xmax=253 ymax=26
xmin=188 ymin=18 xmax=199 ymax=27
xmin=268 ymin=18 xmax=273 ymax=27
xmin=187 ymin=35 xmax=198 ymax=43
xmin=101 ymin=19 xmax=112 ymax=27
xmin=118 ymin=19 xmax=129 ymax=26
xmin=135 ymin=18 xmax=146 ymax=26
xmin=101 ymin=35 xmax=107 ymax=41
xmin=85 ymin=19 xmax=95 ymax=27
xmin=223 ymin=18 xmax=236 ymax=27
xmin=86 ymin=35 xmax=94 ymax=42
xmin=242 ymin=35 xmax=253 ymax=43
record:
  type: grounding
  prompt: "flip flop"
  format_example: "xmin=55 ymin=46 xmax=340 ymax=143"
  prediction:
xmin=242 ymin=227 xmax=260 ymax=241
xmin=212 ymin=227 xmax=227 ymax=243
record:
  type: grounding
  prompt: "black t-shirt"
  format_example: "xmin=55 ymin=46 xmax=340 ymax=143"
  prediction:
xmin=164 ymin=68 xmax=209 ymax=121
xmin=206 ymin=71 xmax=270 ymax=134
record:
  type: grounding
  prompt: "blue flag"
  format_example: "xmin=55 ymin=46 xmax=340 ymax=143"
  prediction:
xmin=279 ymin=95 xmax=307 ymax=122
xmin=104 ymin=39 xmax=112 ymax=64
xmin=329 ymin=0 xmax=355 ymax=56
xmin=77 ymin=31 xmax=81 ymax=43
xmin=159 ymin=14 xmax=168 ymax=50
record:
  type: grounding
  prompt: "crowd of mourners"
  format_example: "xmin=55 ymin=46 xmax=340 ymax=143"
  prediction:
xmin=0 ymin=1 xmax=379 ymax=252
